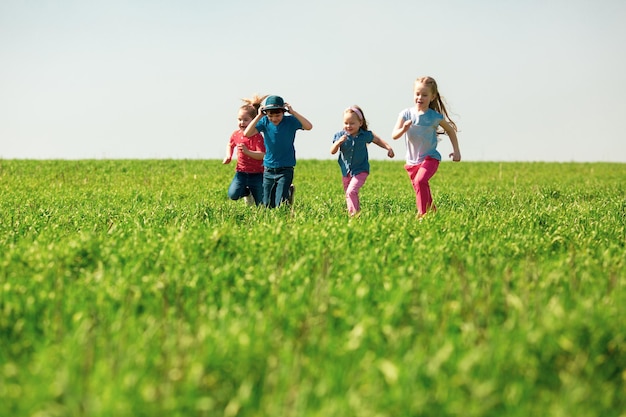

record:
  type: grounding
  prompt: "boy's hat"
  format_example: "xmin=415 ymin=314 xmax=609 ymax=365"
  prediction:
xmin=263 ymin=95 xmax=285 ymax=111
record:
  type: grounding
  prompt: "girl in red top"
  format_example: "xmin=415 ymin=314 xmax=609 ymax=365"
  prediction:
xmin=223 ymin=95 xmax=267 ymax=205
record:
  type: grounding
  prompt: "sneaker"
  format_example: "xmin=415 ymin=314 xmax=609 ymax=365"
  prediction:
xmin=243 ymin=192 xmax=255 ymax=206
xmin=288 ymin=184 xmax=295 ymax=205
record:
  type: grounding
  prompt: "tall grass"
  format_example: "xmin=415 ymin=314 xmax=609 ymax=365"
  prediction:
xmin=1 ymin=159 xmax=624 ymax=416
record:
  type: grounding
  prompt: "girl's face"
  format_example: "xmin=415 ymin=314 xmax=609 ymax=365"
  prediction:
xmin=343 ymin=112 xmax=362 ymax=136
xmin=414 ymin=82 xmax=435 ymax=112
xmin=237 ymin=109 xmax=253 ymax=130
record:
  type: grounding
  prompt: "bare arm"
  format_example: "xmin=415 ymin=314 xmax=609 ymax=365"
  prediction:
xmin=392 ymin=115 xmax=411 ymax=139
xmin=285 ymin=103 xmax=313 ymax=131
xmin=243 ymin=111 xmax=264 ymax=137
xmin=372 ymin=133 xmax=395 ymax=158
xmin=222 ymin=142 xmax=235 ymax=164
xmin=330 ymin=135 xmax=347 ymax=155
xmin=440 ymin=120 xmax=461 ymax=162
xmin=239 ymin=143 xmax=265 ymax=160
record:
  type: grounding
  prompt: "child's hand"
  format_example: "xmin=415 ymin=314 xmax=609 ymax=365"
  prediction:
xmin=237 ymin=143 xmax=249 ymax=155
xmin=387 ymin=148 xmax=395 ymax=158
xmin=449 ymin=151 xmax=461 ymax=162
xmin=284 ymin=103 xmax=292 ymax=113
xmin=339 ymin=134 xmax=348 ymax=144
xmin=222 ymin=157 xmax=231 ymax=164
xmin=402 ymin=120 xmax=412 ymax=133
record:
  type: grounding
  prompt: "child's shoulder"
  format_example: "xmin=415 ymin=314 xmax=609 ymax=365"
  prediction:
xmin=361 ymin=129 xmax=374 ymax=140
xmin=333 ymin=130 xmax=347 ymax=139
xmin=425 ymin=108 xmax=444 ymax=120
xmin=283 ymin=114 xmax=298 ymax=123
xmin=399 ymin=107 xmax=415 ymax=118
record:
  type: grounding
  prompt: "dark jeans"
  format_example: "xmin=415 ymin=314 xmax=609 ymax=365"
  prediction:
xmin=228 ymin=172 xmax=263 ymax=205
xmin=263 ymin=167 xmax=294 ymax=208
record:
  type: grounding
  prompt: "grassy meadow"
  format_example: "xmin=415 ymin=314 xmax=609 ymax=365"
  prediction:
xmin=0 ymin=159 xmax=625 ymax=417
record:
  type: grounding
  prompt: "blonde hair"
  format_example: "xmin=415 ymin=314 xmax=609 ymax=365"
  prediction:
xmin=344 ymin=105 xmax=369 ymax=131
xmin=415 ymin=76 xmax=458 ymax=133
xmin=240 ymin=94 xmax=268 ymax=118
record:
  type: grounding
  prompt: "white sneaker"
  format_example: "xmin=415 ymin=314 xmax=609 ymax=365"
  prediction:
xmin=243 ymin=193 xmax=255 ymax=206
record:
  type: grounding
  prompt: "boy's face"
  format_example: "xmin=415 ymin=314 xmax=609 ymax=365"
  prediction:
xmin=266 ymin=109 xmax=285 ymax=125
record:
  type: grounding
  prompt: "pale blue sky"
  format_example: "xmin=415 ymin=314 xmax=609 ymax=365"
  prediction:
xmin=1 ymin=0 xmax=625 ymax=162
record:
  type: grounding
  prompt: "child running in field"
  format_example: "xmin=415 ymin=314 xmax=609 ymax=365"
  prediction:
xmin=391 ymin=76 xmax=461 ymax=217
xmin=244 ymin=95 xmax=313 ymax=208
xmin=331 ymin=105 xmax=395 ymax=216
xmin=223 ymin=94 xmax=267 ymax=206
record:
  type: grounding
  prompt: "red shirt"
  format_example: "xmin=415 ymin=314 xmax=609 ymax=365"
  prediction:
xmin=228 ymin=130 xmax=265 ymax=173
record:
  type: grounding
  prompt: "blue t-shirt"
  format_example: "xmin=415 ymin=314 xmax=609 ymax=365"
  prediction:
xmin=399 ymin=107 xmax=444 ymax=164
xmin=332 ymin=129 xmax=374 ymax=176
xmin=256 ymin=115 xmax=303 ymax=168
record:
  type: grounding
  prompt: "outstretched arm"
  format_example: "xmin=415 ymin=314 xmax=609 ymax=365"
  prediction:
xmin=372 ymin=134 xmax=395 ymax=158
xmin=285 ymin=103 xmax=313 ymax=131
xmin=440 ymin=120 xmax=461 ymax=162
xmin=392 ymin=116 xmax=411 ymax=140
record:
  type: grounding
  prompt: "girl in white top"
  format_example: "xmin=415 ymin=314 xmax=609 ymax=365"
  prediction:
xmin=392 ymin=76 xmax=461 ymax=217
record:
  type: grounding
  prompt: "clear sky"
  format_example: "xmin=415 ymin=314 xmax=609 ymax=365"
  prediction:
xmin=1 ymin=0 xmax=625 ymax=162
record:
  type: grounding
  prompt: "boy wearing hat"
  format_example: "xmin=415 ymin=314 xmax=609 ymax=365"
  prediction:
xmin=244 ymin=95 xmax=313 ymax=208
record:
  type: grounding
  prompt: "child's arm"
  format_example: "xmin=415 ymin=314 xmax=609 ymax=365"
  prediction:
xmin=222 ymin=142 xmax=235 ymax=164
xmin=285 ymin=103 xmax=313 ymax=131
xmin=440 ymin=120 xmax=461 ymax=162
xmin=330 ymin=135 xmax=347 ymax=155
xmin=244 ymin=112 xmax=264 ymax=137
xmin=372 ymin=134 xmax=395 ymax=158
xmin=239 ymin=143 xmax=265 ymax=161
xmin=392 ymin=115 xmax=411 ymax=140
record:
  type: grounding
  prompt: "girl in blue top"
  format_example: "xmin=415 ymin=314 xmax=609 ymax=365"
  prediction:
xmin=392 ymin=76 xmax=461 ymax=217
xmin=331 ymin=105 xmax=395 ymax=216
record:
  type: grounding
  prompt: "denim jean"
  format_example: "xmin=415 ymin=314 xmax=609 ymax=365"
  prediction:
xmin=263 ymin=167 xmax=294 ymax=208
xmin=227 ymin=172 xmax=263 ymax=205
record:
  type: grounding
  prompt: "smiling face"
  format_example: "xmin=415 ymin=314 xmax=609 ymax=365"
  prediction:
xmin=343 ymin=111 xmax=362 ymax=136
xmin=237 ymin=109 xmax=253 ymax=131
xmin=414 ymin=82 xmax=436 ymax=112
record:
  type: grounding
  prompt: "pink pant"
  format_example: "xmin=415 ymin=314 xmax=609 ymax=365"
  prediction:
xmin=405 ymin=157 xmax=440 ymax=215
xmin=342 ymin=172 xmax=369 ymax=214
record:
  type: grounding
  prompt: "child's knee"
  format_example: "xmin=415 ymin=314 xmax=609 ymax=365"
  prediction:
xmin=416 ymin=176 xmax=430 ymax=187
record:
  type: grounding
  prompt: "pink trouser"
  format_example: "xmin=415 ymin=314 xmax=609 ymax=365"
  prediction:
xmin=405 ymin=157 xmax=440 ymax=215
xmin=342 ymin=172 xmax=369 ymax=214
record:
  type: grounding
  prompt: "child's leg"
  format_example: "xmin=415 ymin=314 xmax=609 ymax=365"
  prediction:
xmin=276 ymin=167 xmax=294 ymax=207
xmin=262 ymin=171 xmax=276 ymax=207
xmin=227 ymin=172 xmax=247 ymax=200
xmin=405 ymin=158 xmax=439 ymax=215
xmin=341 ymin=176 xmax=351 ymax=211
xmin=263 ymin=168 xmax=294 ymax=208
xmin=247 ymin=173 xmax=264 ymax=206
xmin=343 ymin=172 xmax=368 ymax=214
xmin=415 ymin=158 xmax=439 ymax=214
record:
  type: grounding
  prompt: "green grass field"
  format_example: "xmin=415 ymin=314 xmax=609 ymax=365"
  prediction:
xmin=1 ymin=159 xmax=624 ymax=417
